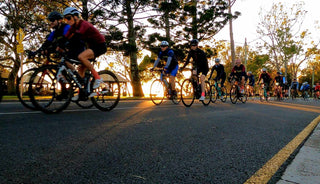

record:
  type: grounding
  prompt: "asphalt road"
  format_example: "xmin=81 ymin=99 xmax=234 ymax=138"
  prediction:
xmin=0 ymin=99 xmax=319 ymax=183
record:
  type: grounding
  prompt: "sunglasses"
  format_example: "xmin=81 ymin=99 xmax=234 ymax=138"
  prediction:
xmin=48 ymin=18 xmax=56 ymax=22
xmin=160 ymin=45 xmax=167 ymax=48
xmin=64 ymin=15 xmax=72 ymax=20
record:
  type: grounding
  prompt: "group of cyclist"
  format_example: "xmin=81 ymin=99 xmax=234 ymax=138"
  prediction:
xmin=150 ymin=39 xmax=320 ymax=101
xmin=30 ymin=7 xmax=106 ymax=101
xmin=30 ymin=8 xmax=319 ymax=103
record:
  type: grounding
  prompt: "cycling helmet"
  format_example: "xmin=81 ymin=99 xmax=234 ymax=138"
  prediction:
xmin=262 ymin=68 xmax=267 ymax=72
xmin=215 ymin=58 xmax=220 ymax=63
xmin=48 ymin=11 xmax=63 ymax=22
xmin=248 ymin=71 xmax=252 ymax=74
xmin=190 ymin=39 xmax=199 ymax=46
xmin=160 ymin=41 xmax=169 ymax=46
xmin=63 ymin=7 xmax=80 ymax=16
xmin=277 ymin=71 xmax=280 ymax=74
xmin=280 ymin=72 xmax=283 ymax=75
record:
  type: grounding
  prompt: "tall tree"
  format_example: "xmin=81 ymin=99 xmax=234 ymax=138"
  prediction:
xmin=103 ymin=0 xmax=151 ymax=97
xmin=257 ymin=2 xmax=317 ymax=79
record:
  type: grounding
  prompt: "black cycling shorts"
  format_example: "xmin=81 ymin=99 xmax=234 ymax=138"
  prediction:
xmin=90 ymin=43 xmax=107 ymax=58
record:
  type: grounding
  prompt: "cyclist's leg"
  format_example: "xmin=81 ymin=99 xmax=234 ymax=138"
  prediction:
xmin=168 ymin=65 xmax=178 ymax=93
xmin=78 ymin=49 xmax=96 ymax=78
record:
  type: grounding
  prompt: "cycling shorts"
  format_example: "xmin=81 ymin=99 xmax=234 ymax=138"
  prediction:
xmin=90 ymin=42 xmax=107 ymax=58
xmin=165 ymin=64 xmax=179 ymax=77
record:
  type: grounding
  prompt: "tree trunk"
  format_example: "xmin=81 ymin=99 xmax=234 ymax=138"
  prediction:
xmin=126 ymin=1 xmax=144 ymax=97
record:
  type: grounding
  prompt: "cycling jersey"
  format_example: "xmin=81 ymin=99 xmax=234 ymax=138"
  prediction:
xmin=66 ymin=20 xmax=105 ymax=47
xmin=291 ymin=82 xmax=299 ymax=90
xmin=258 ymin=72 xmax=271 ymax=84
xmin=154 ymin=48 xmax=178 ymax=71
xmin=315 ymin=85 xmax=320 ymax=91
xmin=209 ymin=64 xmax=226 ymax=80
xmin=183 ymin=48 xmax=209 ymax=75
xmin=230 ymin=64 xmax=246 ymax=79
xmin=274 ymin=76 xmax=284 ymax=86
xmin=300 ymin=84 xmax=310 ymax=91
xmin=247 ymin=75 xmax=255 ymax=86
xmin=39 ymin=23 xmax=70 ymax=52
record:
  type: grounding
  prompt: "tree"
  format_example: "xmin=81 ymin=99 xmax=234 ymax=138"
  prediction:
xmin=257 ymin=2 xmax=317 ymax=80
xmin=103 ymin=0 xmax=153 ymax=97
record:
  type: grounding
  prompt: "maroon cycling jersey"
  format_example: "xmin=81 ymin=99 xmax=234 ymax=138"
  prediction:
xmin=65 ymin=20 xmax=105 ymax=48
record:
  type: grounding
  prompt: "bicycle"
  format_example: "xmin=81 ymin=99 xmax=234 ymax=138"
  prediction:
xmin=258 ymin=82 xmax=269 ymax=102
xmin=181 ymin=68 xmax=211 ymax=107
xmin=301 ymin=90 xmax=310 ymax=101
xmin=290 ymin=88 xmax=298 ymax=100
xmin=28 ymin=53 xmax=120 ymax=113
xmin=273 ymin=82 xmax=283 ymax=101
xmin=210 ymin=80 xmax=227 ymax=103
xmin=150 ymin=68 xmax=181 ymax=105
xmin=229 ymin=76 xmax=247 ymax=104
xmin=0 ymin=72 xmax=3 ymax=103
xmin=17 ymin=52 xmax=94 ymax=110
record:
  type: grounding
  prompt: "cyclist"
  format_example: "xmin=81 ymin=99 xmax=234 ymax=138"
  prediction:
xmin=246 ymin=71 xmax=255 ymax=96
xmin=180 ymin=39 xmax=209 ymax=101
xmin=314 ymin=82 xmax=320 ymax=99
xmin=300 ymin=82 xmax=310 ymax=98
xmin=151 ymin=41 xmax=179 ymax=97
xmin=274 ymin=72 xmax=284 ymax=98
xmin=28 ymin=11 xmax=72 ymax=100
xmin=208 ymin=58 xmax=226 ymax=87
xmin=229 ymin=59 xmax=246 ymax=93
xmin=62 ymin=7 xmax=107 ymax=100
xmin=258 ymin=68 xmax=272 ymax=96
xmin=290 ymin=78 xmax=299 ymax=97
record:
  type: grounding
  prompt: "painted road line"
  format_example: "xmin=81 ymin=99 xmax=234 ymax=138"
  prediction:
xmin=250 ymin=101 xmax=320 ymax=113
xmin=244 ymin=115 xmax=320 ymax=184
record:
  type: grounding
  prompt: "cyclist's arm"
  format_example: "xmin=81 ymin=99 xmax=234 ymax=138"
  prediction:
xmin=153 ymin=58 xmax=160 ymax=69
xmin=164 ymin=56 xmax=172 ymax=69
xmin=181 ymin=54 xmax=191 ymax=69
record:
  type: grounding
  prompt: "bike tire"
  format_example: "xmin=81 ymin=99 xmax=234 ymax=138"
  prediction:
xmin=220 ymin=86 xmax=227 ymax=102
xmin=172 ymin=81 xmax=182 ymax=104
xmin=210 ymin=85 xmax=217 ymax=103
xmin=16 ymin=68 xmax=38 ymax=110
xmin=201 ymin=81 xmax=211 ymax=106
xmin=181 ymin=79 xmax=195 ymax=107
xmin=150 ymin=79 xmax=165 ymax=105
xmin=0 ymin=75 xmax=3 ymax=103
xmin=28 ymin=65 xmax=73 ymax=114
xmin=91 ymin=70 xmax=120 ymax=111
xmin=241 ymin=88 xmax=247 ymax=103
xmin=230 ymin=85 xmax=238 ymax=104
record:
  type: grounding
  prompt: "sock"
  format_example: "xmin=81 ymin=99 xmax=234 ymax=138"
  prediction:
xmin=201 ymin=92 xmax=205 ymax=96
xmin=91 ymin=69 xmax=101 ymax=80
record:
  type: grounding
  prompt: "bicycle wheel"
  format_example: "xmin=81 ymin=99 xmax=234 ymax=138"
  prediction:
xmin=150 ymin=79 xmax=165 ymax=105
xmin=91 ymin=70 xmax=120 ymax=111
xmin=16 ymin=68 xmax=38 ymax=110
xmin=210 ymin=85 xmax=217 ymax=103
xmin=201 ymin=81 xmax=211 ymax=106
xmin=240 ymin=87 xmax=247 ymax=103
xmin=230 ymin=85 xmax=238 ymax=104
xmin=181 ymin=79 xmax=195 ymax=107
xmin=220 ymin=86 xmax=227 ymax=102
xmin=0 ymin=75 xmax=3 ymax=103
xmin=28 ymin=65 xmax=73 ymax=113
xmin=172 ymin=81 xmax=181 ymax=104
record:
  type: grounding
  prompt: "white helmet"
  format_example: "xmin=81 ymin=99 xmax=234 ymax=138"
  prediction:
xmin=262 ymin=68 xmax=267 ymax=72
xmin=160 ymin=41 xmax=169 ymax=46
xmin=63 ymin=7 xmax=80 ymax=16
xmin=215 ymin=58 xmax=220 ymax=63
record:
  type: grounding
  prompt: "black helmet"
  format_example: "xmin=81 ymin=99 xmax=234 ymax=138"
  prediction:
xmin=48 ymin=11 xmax=63 ymax=22
xmin=190 ymin=39 xmax=199 ymax=46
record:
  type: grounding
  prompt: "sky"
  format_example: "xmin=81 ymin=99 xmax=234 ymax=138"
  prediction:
xmin=215 ymin=0 xmax=320 ymax=47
